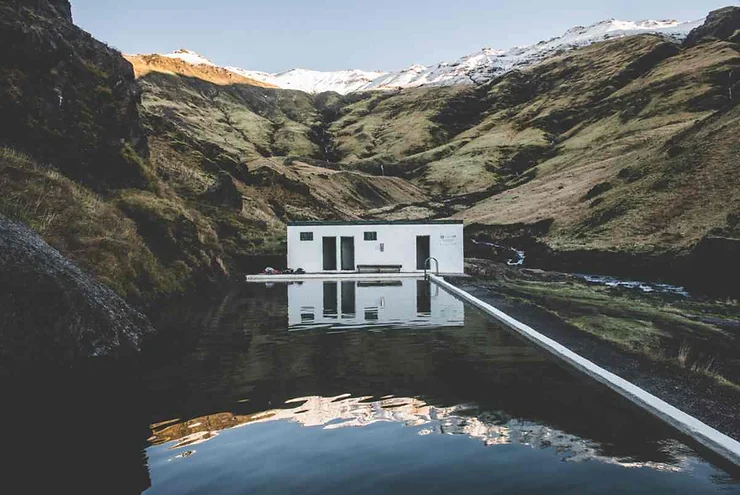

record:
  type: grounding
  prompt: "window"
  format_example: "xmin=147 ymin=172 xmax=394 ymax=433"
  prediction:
xmin=363 ymin=231 xmax=377 ymax=241
xmin=300 ymin=232 xmax=313 ymax=241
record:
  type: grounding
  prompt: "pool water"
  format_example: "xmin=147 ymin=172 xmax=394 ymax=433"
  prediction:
xmin=140 ymin=280 xmax=739 ymax=494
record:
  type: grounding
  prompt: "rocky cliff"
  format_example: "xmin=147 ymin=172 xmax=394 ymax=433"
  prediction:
xmin=684 ymin=6 xmax=740 ymax=46
xmin=0 ymin=0 xmax=149 ymax=188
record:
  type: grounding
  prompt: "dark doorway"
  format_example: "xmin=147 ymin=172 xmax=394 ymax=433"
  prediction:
xmin=322 ymin=237 xmax=337 ymax=271
xmin=341 ymin=281 xmax=356 ymax=317
xmin=323 ymin=282 xmax=338 ymax=317
xmin=340 ymin=237 xmax=355 ymax=271
xmin=416 ymin=280 xmax=431 ymax=316
xmin=416 ymin=235 xmax=430 ymax=270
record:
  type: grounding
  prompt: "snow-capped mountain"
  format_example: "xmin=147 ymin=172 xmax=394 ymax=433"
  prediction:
xmin=226 ymin=67 xmax=388 ymax=95
xmin=364 ymin=18 xmax=704 ymax=90
xmin=145 ymin=16 xmax=704 ymax=94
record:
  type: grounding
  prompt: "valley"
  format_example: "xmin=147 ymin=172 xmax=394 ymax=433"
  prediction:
xmin=124 ymin=11 xmax=740 ymax=295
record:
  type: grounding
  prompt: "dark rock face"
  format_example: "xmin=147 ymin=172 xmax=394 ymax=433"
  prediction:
xmin=48 ymin=0 xmax=72 ymax=20
xmin=686 ymin=235 xmax=740 ymax=297
xmin=206 ymin=171 xmax=244 ymax=209
xmin=684 ymin=6 xmax=740 ymax=47
xmin=0 ymin=216 xmax=155 ymax=368
xmin=0 ymin=0 xmax=149 ymax=189
xmin=2 ymin=0 xmax=72 ymax=21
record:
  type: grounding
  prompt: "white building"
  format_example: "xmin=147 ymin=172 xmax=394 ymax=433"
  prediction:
xmin=286 ymin=220 xmax=464 ymax=274
xmin=288 ymin=279 xmax=465 ymax=331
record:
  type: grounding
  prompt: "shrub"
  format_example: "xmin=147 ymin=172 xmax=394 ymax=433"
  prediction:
xmin=582 ymin=181 xmax=613 ymax=201
xmin=617 ymin=166 xmax=645 ymax=183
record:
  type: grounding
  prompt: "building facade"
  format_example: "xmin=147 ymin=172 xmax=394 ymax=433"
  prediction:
xmin=286 ymin=220 xmax=464 ymax=274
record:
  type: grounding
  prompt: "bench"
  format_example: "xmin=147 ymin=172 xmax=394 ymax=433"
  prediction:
xmin=356 ymin=264 xmax=402 ymax=273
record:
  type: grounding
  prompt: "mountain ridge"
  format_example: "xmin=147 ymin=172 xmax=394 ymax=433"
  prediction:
xmin=136 ymin=16 xmax=704 ymax=94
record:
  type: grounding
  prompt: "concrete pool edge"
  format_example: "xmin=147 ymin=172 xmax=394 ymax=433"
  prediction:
xmin=428 ymin=274 xmax=740 ymax=469
xmin=246 ymin=273 xmax=467 ymax=282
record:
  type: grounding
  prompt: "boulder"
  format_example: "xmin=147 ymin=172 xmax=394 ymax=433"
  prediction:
xmin=0 ymin=217 xmax=155 ymax=368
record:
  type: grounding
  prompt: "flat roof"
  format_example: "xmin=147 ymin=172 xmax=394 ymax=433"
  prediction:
xmin=287 ymin=219 xmax=463 ymax=226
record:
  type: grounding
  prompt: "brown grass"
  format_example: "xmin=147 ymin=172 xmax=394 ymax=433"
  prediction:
xmin=125 ymin=54 xmax=277 ymax=88
xmin=0 ymin=148 xmax=186 ymax=300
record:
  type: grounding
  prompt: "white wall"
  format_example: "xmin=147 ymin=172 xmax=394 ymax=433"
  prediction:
xmin=288 ymin=279 xmax=465 ymax=330
xmin=287 ymin=223 xmax=464 ymax=273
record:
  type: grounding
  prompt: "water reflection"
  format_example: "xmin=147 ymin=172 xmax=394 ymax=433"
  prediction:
xmin=150 ymin=394 xmax=692 ymax=473
xmin=142 ymin=281 xmax=740 ymax=494
xmin=289 ymin=279 xmax=464 ymax=330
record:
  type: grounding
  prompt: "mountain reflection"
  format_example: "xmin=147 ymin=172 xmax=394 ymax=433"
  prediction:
xmin=150 ymin=394 xmax=688 ymax=472
xmin=142 ymin=281 xmax=737 ymax=493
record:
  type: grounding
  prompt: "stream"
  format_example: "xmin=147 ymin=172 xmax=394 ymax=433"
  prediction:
xmin=470 ymin=238 xmax=690 ymax=296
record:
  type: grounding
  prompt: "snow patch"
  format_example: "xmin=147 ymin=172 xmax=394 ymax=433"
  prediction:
xmin=364 ymin=17 xmax=703 ymax=91
xmin=227 ymin=67 xmax=388 ymax=95
xmin=162 ymin=49 xmax=216 ymax=67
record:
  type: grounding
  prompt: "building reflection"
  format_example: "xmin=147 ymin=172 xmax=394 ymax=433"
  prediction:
xmin=288 ymin=279 xmax=464 ymax=330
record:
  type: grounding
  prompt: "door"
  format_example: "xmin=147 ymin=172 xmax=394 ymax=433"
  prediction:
xmin=323 ymin=281 xmax=338 ymax=317
xmin=416 ymin=235 xmax=430 ymax=270
xmin=341 ymin=281 xmax=356 ymax=317
xmin=416 ymin=280 xmax=431 ymax=316
xmin=340 ymin=236 xmax=355 ymax=271
xmin=322 ymin=237 xmax=337 ymax=271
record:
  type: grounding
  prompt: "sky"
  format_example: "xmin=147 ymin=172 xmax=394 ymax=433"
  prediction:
xmin=71 ymin=0 xmax=734 ymax=73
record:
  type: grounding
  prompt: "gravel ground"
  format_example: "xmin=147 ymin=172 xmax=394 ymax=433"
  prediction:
xmin=453 ymin=281 xmax=740 ymax=441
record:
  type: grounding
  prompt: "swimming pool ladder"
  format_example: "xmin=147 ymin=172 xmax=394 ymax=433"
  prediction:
xmin=423 ymin=257 xmax=439 ymax=278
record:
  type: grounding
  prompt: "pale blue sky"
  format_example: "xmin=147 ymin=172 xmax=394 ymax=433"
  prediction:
xmin=71 ymin=0 xmax=734 ymax=73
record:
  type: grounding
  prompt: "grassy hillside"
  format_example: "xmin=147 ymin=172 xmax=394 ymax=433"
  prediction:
xmin=0 ymin=148 xmax=174 ymax=299
xmin=330 ymin=30 xmax=738 ymax=293
xmin=137 ymin=71 xmax=323 ymax=161
xmin=456 ymin=36 xmax=740 ymax=252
